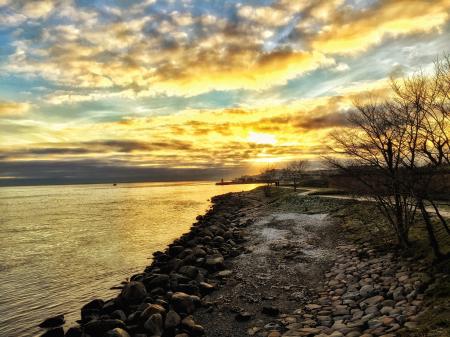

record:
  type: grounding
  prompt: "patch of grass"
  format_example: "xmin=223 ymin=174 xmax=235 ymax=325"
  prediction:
xmin=306 ymin=188 xmax=349 ymax=196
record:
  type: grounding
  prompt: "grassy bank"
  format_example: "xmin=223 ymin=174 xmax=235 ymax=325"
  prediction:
xmin=262 ymin=186 xmax=450 ymax=336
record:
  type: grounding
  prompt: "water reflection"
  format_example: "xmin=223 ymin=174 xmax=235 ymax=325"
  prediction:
xmin=0 ymin=182 xmax=260 ymax=337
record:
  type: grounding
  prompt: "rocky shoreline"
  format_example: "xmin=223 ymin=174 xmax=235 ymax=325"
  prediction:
xmin=37 ymin=188 xmax=445 ymax=337
xmin=38 ymin=190 xmax=262 ymax=337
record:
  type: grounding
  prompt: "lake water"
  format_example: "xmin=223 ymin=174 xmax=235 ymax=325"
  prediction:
xmin=0 ymin=182 xmax=260 ymax=337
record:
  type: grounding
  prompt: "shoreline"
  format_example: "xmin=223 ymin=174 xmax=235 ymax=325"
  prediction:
xmin=38 ymin=189 xmax=262 ymax=337
xmin=38 ymin=187 xmax=445 ymax=337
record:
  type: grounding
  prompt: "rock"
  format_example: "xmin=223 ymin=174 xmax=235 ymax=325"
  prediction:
xmin=111 ymin=310 xmax=127 ymax=321
xmin=363 ymin=295 xmax=384 ymax=306
xmin=39 ymin=314 xmax=65 ymax=328
xmin=144 ymin=274 xmax=170 ymax=290
xmin=81 ymin=299 xmax=104 ymax=321
xmin=293 ymin=327 xmax=321 ymax=335
xmin=199 ymin=282 xmax=215 ymax=295
xmin=330 ymin=332 xmax=344 ymax=337
xmin=181 ymin=315 xmax=205 ymax=335
xmin=144 ymin=313 xmax=163 ymax=336
xmin=345 ymin=332 xmax=361 ymax=337
xmin=333 ymin=305 xmax=349 ymax=316
xmin=235 ymin=311 xmax=252 ymax=322
xmin=248 ymin=327 xmax=261 ymax=336
xmin=404 ymin=321 xmax=418 ymax=329
xmin=382 ymin=316 xmax=396 ymax=326
xmin=169 ymin=245 xmax=185 ymax=256
xmin=268 ymin=332 xmax=281 ymax=337
xmin=64 ymin=327 xmax=82 ymax=337
xmin=360 ymin=285 xmax=374 ymax=297
xmin=171 ymin=292 xmax=196 ymax=314
xmin=165 ymin=310 xmax=181 ymax=329
xmin=40 ymin=328 xmax=64 ymax=337
xmin=305 ymin=304 xmax=321 ymax=311
xmin=179 ymin=265 xmax=199 ymax=279
xmin=392 ymin=287 xmax=404 ymax=301
xmin=106 ymin=328 xmax=131 ymax=337
xmin=83 ymin=319 xmax=126 ymax=336
xmin=216 ymin=270 xmax=232 ymax=278
xmin=120 ymin=281 xmax=147 ymax=305
xmin=140 ymin=304 xmax=166 ymax=321
xmin=205 ymin=254 xmax=224 ymax=270
xmin=262 ymin=306 xmax=280 ymax=316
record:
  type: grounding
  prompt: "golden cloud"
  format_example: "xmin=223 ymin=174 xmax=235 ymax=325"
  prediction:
xmin=0 ymin=101 xmax=31 ymax=117
xmin=4 ymin=0 xmax=449 ymax=99
xmin=311 ymin=0 xmax=450 ymax=54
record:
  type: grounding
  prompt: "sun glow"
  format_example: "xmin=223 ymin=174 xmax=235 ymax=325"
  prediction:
xmin=247 ymin=132 xmax=277 ymax=145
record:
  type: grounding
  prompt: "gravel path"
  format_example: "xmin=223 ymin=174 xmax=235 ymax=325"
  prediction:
xmin=196 ymin=194 xmax=342 ymax=336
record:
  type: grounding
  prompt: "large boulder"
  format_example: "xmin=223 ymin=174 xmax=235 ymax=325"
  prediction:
xmin=119 ymin=281 xmax=147 ymax=305
xmin=83 ymin=319 xmax=126 ymax=336
xmin=81 ymin=299 xmax=104 ymax=321
xmin=64 ymin=327 xmax=82 ymax=337
xmin=39 ymin=314 xmax=65 ymax=328
xmin=40 ymin=328 xmax=64 ymax=337
xmin=144 ymin=274 xmax=170 ymax=290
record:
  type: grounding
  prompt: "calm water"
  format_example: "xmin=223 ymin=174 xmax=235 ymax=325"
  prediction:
xmin=0 ymin=182 xmax=259 ymax=337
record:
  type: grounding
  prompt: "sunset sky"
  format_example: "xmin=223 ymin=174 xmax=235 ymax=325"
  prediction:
xmin=0 ymin=0 xmax=449 ymax=184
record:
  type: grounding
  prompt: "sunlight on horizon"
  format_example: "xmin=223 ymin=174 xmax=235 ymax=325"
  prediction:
xmin=0 ymin=0 xmax=449 ymax=184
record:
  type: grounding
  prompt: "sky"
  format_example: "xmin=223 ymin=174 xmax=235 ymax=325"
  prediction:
xmin=0 ymin=0 xmax=449 ymax=185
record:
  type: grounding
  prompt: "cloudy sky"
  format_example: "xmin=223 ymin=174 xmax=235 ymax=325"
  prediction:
xmin=0 ymin=0 xmax=449 ymax=185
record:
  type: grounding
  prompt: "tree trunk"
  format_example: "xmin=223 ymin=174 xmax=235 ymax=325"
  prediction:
xmin=418 ymin=199 xmax=443 ymax=260
xmin=430 ymin=199 xmax=450 ymax=235
xmin=293 ymin=179 xmax=297 ymax=191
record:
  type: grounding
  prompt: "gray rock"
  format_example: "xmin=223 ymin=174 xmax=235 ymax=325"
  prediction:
xmin=360 ymin=285 xmax=374 ymax=297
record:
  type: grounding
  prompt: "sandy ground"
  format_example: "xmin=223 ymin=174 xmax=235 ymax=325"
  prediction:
xmin=196 ymin=191 xmax=343 ymax=336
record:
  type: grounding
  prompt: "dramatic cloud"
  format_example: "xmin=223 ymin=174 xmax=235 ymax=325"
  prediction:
xmin=0 ymin=0 xmax=449 ymax=184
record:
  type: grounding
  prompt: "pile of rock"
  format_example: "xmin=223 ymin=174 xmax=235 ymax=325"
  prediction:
xmin=281 ymin=244 xmax=432 ymax=337
xmin=40 ymin=193 xmax=256 ymax=337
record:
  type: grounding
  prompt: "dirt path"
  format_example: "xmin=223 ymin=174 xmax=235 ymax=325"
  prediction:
xmin=196 ymin=193 xmax=342 ymax=336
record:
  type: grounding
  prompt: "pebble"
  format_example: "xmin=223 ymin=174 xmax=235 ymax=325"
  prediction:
xmin=282 ymin=244 xmax=430 ymax=337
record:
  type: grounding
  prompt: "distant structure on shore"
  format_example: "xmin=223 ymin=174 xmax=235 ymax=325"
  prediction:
xmin=216 ymin=169 xmax=333 ymax=187
xmin=217 ymin=167 xmax=450 ymax=198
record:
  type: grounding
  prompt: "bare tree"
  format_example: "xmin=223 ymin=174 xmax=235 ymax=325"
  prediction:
xmin=328 ymin=55 xmax=450 ymax=259
xmin=282 ymin=160 xmax=308 ymax=191
xmin=389 ymin=56 xmax=450 ymax=259
xmin=328 ymin=99 xmax=418 ymax=249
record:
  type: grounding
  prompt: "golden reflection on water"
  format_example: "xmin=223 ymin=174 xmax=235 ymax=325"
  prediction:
xmin=0 ymin=182 xmax=260 ymax=337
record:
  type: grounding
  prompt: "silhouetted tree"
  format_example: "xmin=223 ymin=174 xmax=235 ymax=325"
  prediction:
xmin=282 ymin=160 xmax=308 ymax=191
